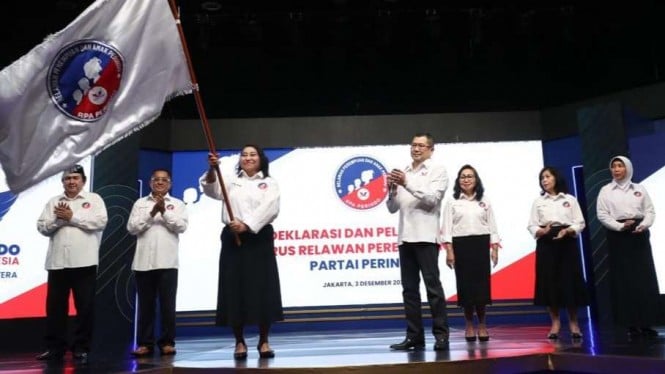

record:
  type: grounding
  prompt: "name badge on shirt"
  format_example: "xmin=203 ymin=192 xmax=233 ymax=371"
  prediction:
xmin=634 ymin=191 xmax=642 ymax=197
xmin=82 ymin=202 xmax=91 ymax=209
xmin=166 ymin=204 xmax=175 ymax=210
xmin=258 ymin=182 xmax=268 ymax=190
xmin=562 ymin=201 xmax=570 ymax=208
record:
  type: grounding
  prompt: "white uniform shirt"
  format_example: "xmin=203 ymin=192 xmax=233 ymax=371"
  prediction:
xmin=527 ymin=193 xmax=585 ymax=238
xmin=596 ymin=181 xmax=655 ymax=231
xmin=127 ymin=193 xmax=189 ymax=271
xmin=200 ymin=170 xmax=280 ymax=232
xmin=37 ymin=191 xmax=108 ymax=270
xmin=387 ymin=158 xmax=448 ymax=244
xmin=440 ymin=194 xmax=500 ymax=244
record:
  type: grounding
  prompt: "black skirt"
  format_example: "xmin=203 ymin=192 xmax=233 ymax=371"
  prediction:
xmin=452 ymin=235 xmax=492 ymax=307
xmin=216 ymin=225 xmax=284 ymax=327
xmin=533 ymin=227 xmax=589 ymax=307
xmin=607 ymin=229 xmax=661 ymax=326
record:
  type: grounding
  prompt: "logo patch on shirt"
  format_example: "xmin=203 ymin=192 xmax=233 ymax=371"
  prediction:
xmin=82 ymin=202 xmax=91 ymax=209
xmin=334 ymin=156 xmax=388 ymax=210
xmin=47 ymin=40 xmax=124 ymax=122
xmin=258 ymin=182 xmax=268 ymax=190
xmin=478 ymin=201 xmax=487 ymax=209
xmin=634 ymin=191 xmax=642 ymax=197
xmin=166 ymin=204 xmax=175 ymax=210
xmin=562 ymin=201 xmax=571 ymax=208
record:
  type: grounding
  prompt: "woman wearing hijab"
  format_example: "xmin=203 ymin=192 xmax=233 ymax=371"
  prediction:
xmin=597 ymin=155 xmax=659 ymax=337
xmin=528 ymin=167 xmax=588 ymax=340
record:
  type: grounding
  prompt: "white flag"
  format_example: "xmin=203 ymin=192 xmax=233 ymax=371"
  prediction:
xmin=0 ymin=0 xmax=193 ymax=193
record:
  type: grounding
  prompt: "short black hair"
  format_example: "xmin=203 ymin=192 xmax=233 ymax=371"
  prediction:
xmin=413 ymin=132 xmax=434 ymax=147
xmin=151 ymin=168 xmax=172 ymax=179
xmin=236 ymin=144 xmax=270 ymax=177
xmin=539 ymin=166 xmax=569 ymax=195
xmin=453 ymin=164 xmax=485 ymax=200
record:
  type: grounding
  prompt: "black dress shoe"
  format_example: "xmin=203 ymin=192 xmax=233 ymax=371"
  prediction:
xmin=35 ymin=350 xmax=64 ymax=361
xmin=547 ymin=332 xmax=559 ymax=340
xmin=389 ymin=338 xmax=425 ymax=351
xmin=433 ymin=338 xmax=449 ymax=351
xmin=571 ymin=332 xmax=583 ymax=340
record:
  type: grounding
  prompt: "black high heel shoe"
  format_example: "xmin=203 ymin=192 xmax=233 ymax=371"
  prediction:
xmin=477 ymin=327 xmax=490 ymax=342
xmin=233 ymin=341 xmax=247 ymax=360
xmin=257 ymin=342 xmax=275 ymax=358
xmin=465 ymin=327 xmax=477 ymax=342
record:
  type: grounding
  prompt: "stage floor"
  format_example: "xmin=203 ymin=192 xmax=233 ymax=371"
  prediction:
xmin=1 ymin=324 xmax=664 ymax=373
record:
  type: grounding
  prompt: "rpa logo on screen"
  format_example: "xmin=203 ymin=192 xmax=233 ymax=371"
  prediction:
xmin=334 ymin=156 xmax=388 ymax=210
xmin=47 ymin=40 xmax=124 ymax=121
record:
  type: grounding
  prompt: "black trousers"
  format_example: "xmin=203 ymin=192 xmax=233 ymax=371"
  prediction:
xmin=398 ymin=242 xmax=449 ymax=340
xmin=135 ymin=269 xmax=178 ymax=348
xmin=45 ymin=266 xmax=97 ymax=353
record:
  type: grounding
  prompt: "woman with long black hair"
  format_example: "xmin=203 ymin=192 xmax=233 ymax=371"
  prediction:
xmin=201 ymin=144 xmax=283 ymax=359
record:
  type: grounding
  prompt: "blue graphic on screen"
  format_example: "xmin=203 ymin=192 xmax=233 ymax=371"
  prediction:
xmin=0 ymin=191 xmax=17 ymax=222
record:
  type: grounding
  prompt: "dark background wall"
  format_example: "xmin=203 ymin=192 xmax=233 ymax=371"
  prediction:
xmin=140 ymin=81 xmax=665 ymax=152
xmin=140 ymin=111 xmax=542 ymax=150
xmin=541 ymin=82 xmax=665 ymax=140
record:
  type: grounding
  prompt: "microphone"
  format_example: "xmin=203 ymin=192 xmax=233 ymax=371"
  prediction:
xmin=388 ymin=169 xmax=399 ymax=198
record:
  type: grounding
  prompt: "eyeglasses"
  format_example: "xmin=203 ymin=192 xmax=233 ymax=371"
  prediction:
xmin=151 ymin=177 xmax=171 ymax=183
xmin=410 ymin=143 xmax=431 ymax=149
xmin=460 ymin=174 xmax=475 ymax=179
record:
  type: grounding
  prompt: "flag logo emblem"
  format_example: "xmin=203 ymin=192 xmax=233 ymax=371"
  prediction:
xmin=47 ymin=40 xmax=124 ymax=122
xmin=334 ymin=156 xmax=388 ymax=210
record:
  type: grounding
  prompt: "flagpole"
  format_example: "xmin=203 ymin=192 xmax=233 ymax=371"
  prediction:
xmin=167 ymin=0 xmax=241 ymax=245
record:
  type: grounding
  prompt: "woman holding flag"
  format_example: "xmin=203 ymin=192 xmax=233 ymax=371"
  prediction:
xmin=200 ymin=145 xmax=283 ymax=360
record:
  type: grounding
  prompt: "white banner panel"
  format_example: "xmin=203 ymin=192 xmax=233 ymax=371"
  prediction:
xmin=175 ymin=141 xmax=545 ymax=311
